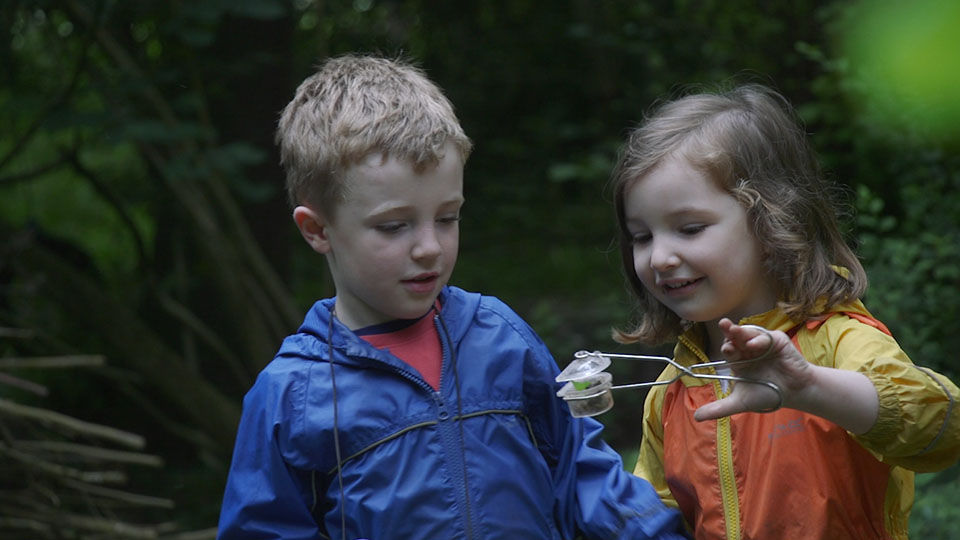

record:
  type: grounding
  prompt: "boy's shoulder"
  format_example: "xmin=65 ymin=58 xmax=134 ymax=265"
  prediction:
xmin=444 ymin=285 xmax=521 ymax=323
xmin=443 ymin=286 xmax=547 ymax=348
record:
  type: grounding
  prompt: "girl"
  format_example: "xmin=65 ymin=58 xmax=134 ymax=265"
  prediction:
xmin=611 ymin=84 xmax=960 ymax=539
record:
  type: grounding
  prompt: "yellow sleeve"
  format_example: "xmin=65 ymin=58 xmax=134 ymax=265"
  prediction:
xmin=798 ymin=314 xmax=960 ymax=472
xmin=632 ymin=368 xmax=679 ymax=510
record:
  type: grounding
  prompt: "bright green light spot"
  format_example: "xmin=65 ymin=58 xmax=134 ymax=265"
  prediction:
xmin=841 ymin=0 xmax=960 ymax=140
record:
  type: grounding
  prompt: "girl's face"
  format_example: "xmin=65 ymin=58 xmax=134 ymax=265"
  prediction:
xmin=624 ymin=156 xmax=778 ymax=326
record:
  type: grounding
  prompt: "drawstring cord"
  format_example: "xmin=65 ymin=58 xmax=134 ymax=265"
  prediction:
xmin=436 ymin=312 xmax=475 ymax=538
xmin=328 ymin=309 xmax=347 ymax=540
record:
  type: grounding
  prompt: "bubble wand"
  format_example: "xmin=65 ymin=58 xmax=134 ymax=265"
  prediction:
xmin=556 ymin=325 xmax=783 ymax=417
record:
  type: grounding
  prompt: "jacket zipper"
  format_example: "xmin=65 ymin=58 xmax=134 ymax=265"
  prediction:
xmin=708 ymin=365 xmax=740 ymax=539
xmin=716 ymin=409 xmax=740 ymax=539
xmin=685 ymin=336 xmax=741 ymax=540
xmin=434 ymin=314 xmax=476 ymax=539
xmin=333 ymin=313 xmax=476 ymax=538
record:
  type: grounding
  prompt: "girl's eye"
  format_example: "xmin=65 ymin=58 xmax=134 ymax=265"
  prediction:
xmin=631 ymin=232 xmax=652 ymax=245
xmin=680 ymin=224 xmax=706 ymax=235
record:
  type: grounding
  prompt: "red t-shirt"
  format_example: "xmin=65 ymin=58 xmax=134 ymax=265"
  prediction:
xmin=356 ymin=306 xmax=443 ymax=390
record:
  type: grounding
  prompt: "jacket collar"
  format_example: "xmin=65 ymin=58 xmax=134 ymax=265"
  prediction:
xmin=275 ymin=286 xmax=482 ymax=368
xmin=676 ymin=298 xmax=873 ymax=366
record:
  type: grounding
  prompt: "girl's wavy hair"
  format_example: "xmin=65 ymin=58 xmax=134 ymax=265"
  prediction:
xmin=276 ymin=54 xmax=473 ymax=216
xmin=611 ymin=84 xmax=866 ymax=345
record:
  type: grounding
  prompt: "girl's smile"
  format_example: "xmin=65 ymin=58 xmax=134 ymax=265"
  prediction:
xmin=658 ymin=277 xmax=703 ymax=294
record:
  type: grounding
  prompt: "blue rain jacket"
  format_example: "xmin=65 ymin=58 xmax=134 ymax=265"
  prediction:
xmin=217 ymin=286 xmax=686 ymax=540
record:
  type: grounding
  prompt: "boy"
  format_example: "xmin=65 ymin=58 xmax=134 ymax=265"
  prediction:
xmin=216 ymin=54 xmax=685 ymax=540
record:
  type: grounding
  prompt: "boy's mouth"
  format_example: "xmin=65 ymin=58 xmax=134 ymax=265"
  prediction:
xmin=403 ymin=273 xmax=440 ymax=292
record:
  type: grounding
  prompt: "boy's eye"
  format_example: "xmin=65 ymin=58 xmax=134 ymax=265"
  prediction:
xmin=437 ymin=215 xmax=461 ymax=225
xmin=375 ymin=222 xmax=406 ymax=233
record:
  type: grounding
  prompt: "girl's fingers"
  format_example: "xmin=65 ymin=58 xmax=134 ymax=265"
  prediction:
xmin=694 ymin=400 xmax=732 ymax=422
xmin=694 ymin=381 xmax=782 ymax=421
xmin=720 ymin=322 xmax=775 ymax=362
xmin=742 ymin=326 xmax=776 ymax=360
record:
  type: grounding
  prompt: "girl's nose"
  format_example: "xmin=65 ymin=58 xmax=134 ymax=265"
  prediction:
xmin=649 ymin=239 xmax=680 ymax=271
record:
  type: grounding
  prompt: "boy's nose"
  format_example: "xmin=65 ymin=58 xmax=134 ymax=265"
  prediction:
xmin=412 ymin=225 xmax=443 ymax=260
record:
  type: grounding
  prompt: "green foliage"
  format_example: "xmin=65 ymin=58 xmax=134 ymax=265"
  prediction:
xmin=798 ymin=3 xmax=960 ymax=534
xmin=857 ymin=181 xmax=960 ymax=378
xmin=911 ymin=469 xmax=960 ymax=538
xmin=2 ymin=0 xmax=301 ymax=531
xmin=793 ymin=2 xmax=960 ymax=382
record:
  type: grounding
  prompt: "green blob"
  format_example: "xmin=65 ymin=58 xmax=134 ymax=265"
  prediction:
xmin=841 ymin=0 xmax=960 ymax=139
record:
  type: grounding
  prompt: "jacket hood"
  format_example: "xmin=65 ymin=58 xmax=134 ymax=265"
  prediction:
xmin=739 ymin=298 xmax=873 ymax=333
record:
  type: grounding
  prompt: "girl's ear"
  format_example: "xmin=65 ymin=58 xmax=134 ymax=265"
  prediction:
xmin=293 ymin=206 xmax=332 ymax=254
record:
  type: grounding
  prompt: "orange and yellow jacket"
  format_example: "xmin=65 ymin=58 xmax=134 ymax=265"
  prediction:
xmin=633 ymin=299 xmax=960 ymax=540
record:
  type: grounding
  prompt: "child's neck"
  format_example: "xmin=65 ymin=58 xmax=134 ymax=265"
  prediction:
xmin=704 ymin=322 xmax=725 ymax=361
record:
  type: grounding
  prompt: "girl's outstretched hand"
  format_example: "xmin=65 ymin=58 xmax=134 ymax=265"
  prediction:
xmin=693 ymin=318 xmax=880 ymax=434
xmin=693 ymin=318 xmax=814 ymax=422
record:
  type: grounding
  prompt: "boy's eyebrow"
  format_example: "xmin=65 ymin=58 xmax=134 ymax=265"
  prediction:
xmin=368 ymin=196 xmax=465 ymax=216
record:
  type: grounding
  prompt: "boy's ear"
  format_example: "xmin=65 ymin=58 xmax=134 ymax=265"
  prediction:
xmin=292 ymin=205 xmax=332 ymax=254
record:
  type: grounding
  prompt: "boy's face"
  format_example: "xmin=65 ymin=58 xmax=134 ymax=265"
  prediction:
xmin=297 ymin=142 xmax=464 ymax=330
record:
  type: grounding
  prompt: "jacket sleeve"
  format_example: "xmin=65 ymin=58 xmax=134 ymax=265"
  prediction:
xmin=801 ymin=315 xmax=960 ymax=472
xmin=567 ymin=415 xmax=688 ymax=540
xmin=633 ymin=373 xmax=680 ymax=511
xmin=217 ymin=369 xmax=323 ymax=540
xmin=523 ymin=337 xmax=687 ymax=540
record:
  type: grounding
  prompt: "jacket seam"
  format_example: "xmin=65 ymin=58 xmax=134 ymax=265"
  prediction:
xmin=914 ymin=366 xmax=955 ymax=456
xmin=324 ymin=409 xmax=525 ymax=476
xmin=476 ymin=303 xmax=542 ymax=351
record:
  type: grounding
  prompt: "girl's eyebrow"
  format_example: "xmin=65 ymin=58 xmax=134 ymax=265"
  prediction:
xmin=664 ymin=204 xmax=714 ymax=216
xmin=632 ymin=206 xmax=714 ymax=222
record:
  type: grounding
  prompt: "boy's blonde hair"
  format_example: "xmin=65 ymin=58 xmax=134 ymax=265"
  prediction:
xmin=611 ymin=84 xmax=867 ymax=345
xmin=276 ymin=54 xmax=473 ymax=215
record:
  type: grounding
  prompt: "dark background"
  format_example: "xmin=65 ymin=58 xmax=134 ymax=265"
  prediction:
xmin=2 ymin=0 xmax=959 ymax=537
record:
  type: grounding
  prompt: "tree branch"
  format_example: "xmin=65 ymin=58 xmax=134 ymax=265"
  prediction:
xmin=0 ymin=373 xmax=48 ymax=396
xmin=60 ymin=477 xmax=174 ymax=508
xmin=13 ymin=440 xmax=163 ymax=467
xmin=67 ymin=152 xmax=150 ymax=270
xmin=0 ymin=399 xmax=145 ymax=449
xmin=0 ymin=154 xmax=72 ymax=187
xmin=0 ymin=355 xmax=106 ymax=369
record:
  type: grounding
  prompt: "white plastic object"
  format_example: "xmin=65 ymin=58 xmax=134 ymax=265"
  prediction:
xmin=556 ymin=372 xmax=614 ymax=417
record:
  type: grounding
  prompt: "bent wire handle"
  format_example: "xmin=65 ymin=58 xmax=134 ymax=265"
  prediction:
xmin=569 ymin=350 xmax=784 ymax=412
xmin=573 ymin=350 xmax=768 ymax=386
